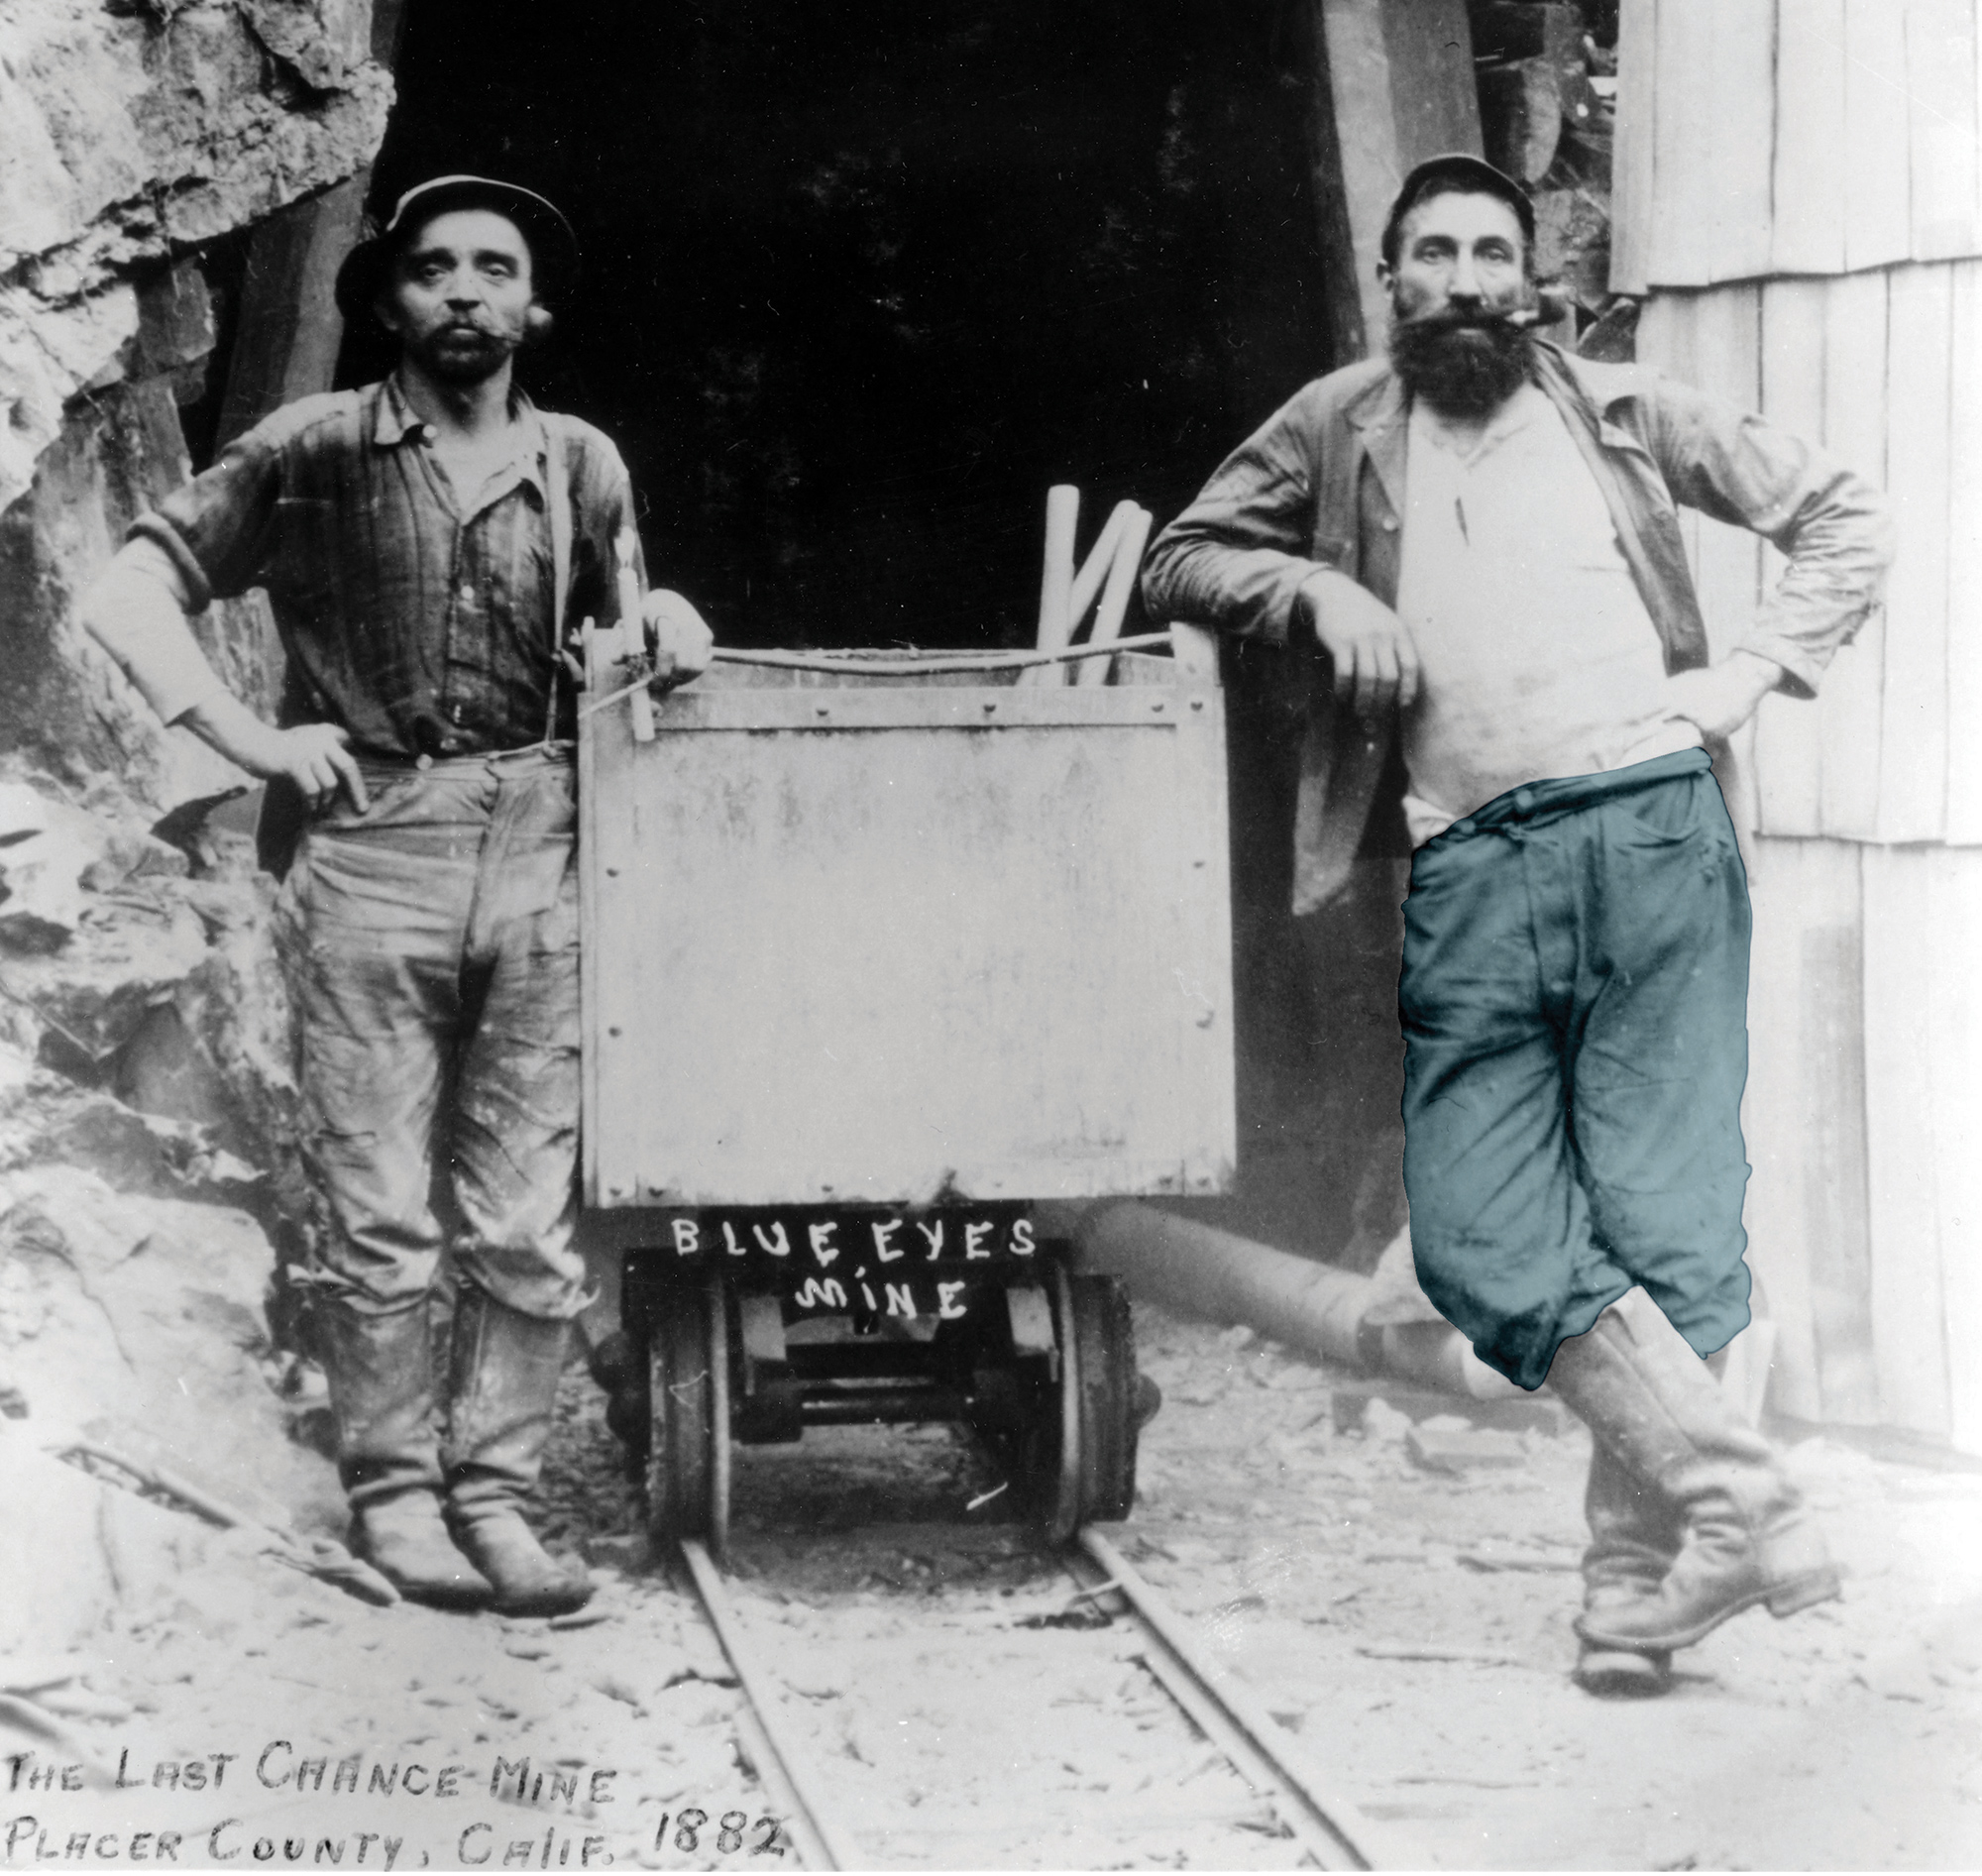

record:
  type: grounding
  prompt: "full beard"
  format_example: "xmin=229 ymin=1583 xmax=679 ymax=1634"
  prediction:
xmin=1387 ymin=309 xmax=1534 ymax=416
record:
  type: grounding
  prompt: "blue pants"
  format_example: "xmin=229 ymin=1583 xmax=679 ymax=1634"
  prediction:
xmin=275 ymin=747 xmax=589 ymax=1322
xmin=1399 ymin=749 xmax=1753 ymax=1390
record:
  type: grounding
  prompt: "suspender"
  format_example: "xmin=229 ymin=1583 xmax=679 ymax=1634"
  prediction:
xmin=542 ymin=411 xmax=576 ymax=747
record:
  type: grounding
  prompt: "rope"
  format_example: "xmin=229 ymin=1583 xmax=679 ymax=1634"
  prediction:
xmin=577 ymin=632 xmax=1175 ymax=719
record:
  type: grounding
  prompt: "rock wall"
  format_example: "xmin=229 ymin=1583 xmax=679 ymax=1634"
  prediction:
xmin=2 ymin=0 xmax=390 ymax=801
xmin=0 ymin=4 xmax=390 ymax=1622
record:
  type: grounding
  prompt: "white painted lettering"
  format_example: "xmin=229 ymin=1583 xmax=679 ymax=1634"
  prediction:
xmin=917 ymin=1221 xmax=944 ymax=1260
xmin=806 ymin=1222 xmax=838 ymax=1265
xmin=753 ymin=1222 xmax=792 ymax=1258
xmin=720 ymin=1221 xmax=744 ymax=1256
xmin=870 ymin=1219 xmax=905 ymax=1263
xmin=964 ymin=1221 xmax=994 ymax=1260
xmin=936 ymin=1281 xmax=968 ymax=1319
xmin=794 ymin=1277 xmax=847 ymax=1309
xmin=1011 ymin=1218 xmax=1037 ymax=1255
xmin=884 ymin=1283 xmax=917 ymax=1318
xmin=670 ymin=1219 xmax=700 ymax=1257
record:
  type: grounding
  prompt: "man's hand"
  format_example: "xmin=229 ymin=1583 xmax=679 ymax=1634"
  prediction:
xmin=1296 ymin=567 xmax=1421 ymax=719
xmin=179 ymin=695 xmax=369 ymax=814
xmin=641 ymin=590 xmax=715 ymax=689
xmin=261 ymin=723 xmax=370 ymax=814
xmin=1663 ymin=650 xmax=1781 ymax=741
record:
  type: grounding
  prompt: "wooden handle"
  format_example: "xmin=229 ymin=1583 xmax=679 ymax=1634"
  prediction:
xmin=1075 ymin=504 xmax=1154 ymax=688
xmin=1067 ymin=499 xmax=1137 ymax=632
xmin=1020 ymin=484 xmax=1082 ymax=690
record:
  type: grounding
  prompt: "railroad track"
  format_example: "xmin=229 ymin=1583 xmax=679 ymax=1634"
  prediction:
xmin=675 ymin=1527 xmax=1409 ymax=1870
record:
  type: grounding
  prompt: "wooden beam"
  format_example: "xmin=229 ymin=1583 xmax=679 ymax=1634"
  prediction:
xmin=215 ymin=176 xmax=370 ymax=446
xmin=1608 ymin=0 xmax=1655 ymax=294
xmin=1306 ymin=0 xmax=1483 ymax=362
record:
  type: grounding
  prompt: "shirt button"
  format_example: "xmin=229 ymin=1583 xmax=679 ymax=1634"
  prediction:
xmin=1380 ymin=516 xmax=1399 ymax=532
xmin=458 ymin=584 xmax=474 ymax=603
xmin=414 ymin=753 xmax=434 ymax=771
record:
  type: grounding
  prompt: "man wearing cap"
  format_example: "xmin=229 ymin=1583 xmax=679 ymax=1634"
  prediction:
xmin=81 ymin=176 xmax=714 ymax=1615
xmin=1144 ymin=155 xmax=1892 ymax=1695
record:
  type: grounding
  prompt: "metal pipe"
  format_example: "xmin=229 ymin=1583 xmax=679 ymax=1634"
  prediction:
xmin=1067 ymin=1200 xmax=1522 ymax=1401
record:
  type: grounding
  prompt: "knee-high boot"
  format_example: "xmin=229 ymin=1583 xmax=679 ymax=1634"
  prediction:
xmin=444 ymin=1281 xmax=594 ymax=1617
xmin=1546 ymin=1304 xmax=1839 ymax=1653
xmin=312 ymin=1297 xmax=494 ymax=1609
xmin=1574 ymin=1438 xmax=1682 ymax=1694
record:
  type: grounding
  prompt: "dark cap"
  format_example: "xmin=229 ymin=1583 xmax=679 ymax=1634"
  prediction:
xmin=1380 ymin=153 xmax=1535 ymax=268
xmin=333 ymin=174 xmax=580 ymax=324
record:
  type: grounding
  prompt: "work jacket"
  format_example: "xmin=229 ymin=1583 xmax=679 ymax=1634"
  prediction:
xmin=1141 ymin=342 xmax=1894 ymax=912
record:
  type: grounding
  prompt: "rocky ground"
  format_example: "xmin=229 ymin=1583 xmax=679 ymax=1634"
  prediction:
xmin=5 ymin=1292 xmax=1980 ymax=1873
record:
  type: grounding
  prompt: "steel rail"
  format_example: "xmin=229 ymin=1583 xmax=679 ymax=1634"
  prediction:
xmin=1075 ymin=1526 xmax=1410 ymax=1872
xmin=676 ymin=1538 xmax=864 ymax=1871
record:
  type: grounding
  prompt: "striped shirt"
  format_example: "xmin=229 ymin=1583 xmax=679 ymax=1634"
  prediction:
xmin=134 ymin=376 xmax=642 ymax=758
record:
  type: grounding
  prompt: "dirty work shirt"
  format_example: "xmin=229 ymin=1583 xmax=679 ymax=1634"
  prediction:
xmin=1393 ymin=384 xmax=1701 ymax=845
xmin=131 ymin=375 xmax=639 ymax=756
xmin=1400 ymin=749 xmax=1754 ymax=1390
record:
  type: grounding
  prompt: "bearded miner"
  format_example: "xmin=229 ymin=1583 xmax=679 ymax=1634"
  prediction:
xmin=1142 ymin=155 xmax=1894 ymax=1694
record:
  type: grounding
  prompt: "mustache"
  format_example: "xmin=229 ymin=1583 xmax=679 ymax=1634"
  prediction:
xmin=1396 ymin=305 xmax=1548 ymax=337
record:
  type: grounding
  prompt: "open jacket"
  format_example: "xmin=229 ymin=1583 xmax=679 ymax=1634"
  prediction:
xmin=1141 ymin=342 xmax=1895 ymax=912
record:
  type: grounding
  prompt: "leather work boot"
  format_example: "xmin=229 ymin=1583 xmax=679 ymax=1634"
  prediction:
xmin=1573 ymin=1438 xmax=1681 ymax=1696
xmin=444 ymin=1282 xmax=594 ymax=1617
xmin=312 ymin=1297 xmax=494 ymax=1610
xmin=1547 ymin=1305 xmax=1839 ymax=1654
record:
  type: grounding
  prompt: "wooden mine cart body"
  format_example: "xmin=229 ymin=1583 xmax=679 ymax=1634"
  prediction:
xmin=577 ymin=631 xmax=1236 ymax=1550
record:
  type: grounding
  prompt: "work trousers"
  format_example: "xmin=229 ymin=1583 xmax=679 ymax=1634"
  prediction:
xmin=275 ymin=746 xmax=588 ymax=1322
xmin=1399 ymin=748 xmax=1753 ymax=1390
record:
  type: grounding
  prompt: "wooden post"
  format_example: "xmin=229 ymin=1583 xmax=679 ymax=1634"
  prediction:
xmin=214 ymin=178 xmax=370 ymax=446
xmin=1304 ymin=0 xmax=1484 ymax=362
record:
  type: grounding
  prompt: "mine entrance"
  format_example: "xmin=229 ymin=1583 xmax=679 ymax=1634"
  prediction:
xmin=360 ymin=0 xmax=1332 ymax=653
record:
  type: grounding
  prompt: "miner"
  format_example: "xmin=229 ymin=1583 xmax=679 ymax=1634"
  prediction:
xmin=1142 ymin=155 xmax=1893 ymax=1694
xmin=81 ymin=175 xmax=714 ymax=1614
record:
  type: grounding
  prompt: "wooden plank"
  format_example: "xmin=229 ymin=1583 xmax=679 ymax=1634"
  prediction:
xmin=1632 ymin=288 xmax=1699 ymax=385
xmin=1816 ymin=271 xmax=1890 ymax=837
xmin=1608 ymin=0 xmax=1656 ymax=294
xmin=1752 ymin=280 xmax=1829 ymax=834
xmin=1946 ymin=260 xmax=1982 ymax=840
xmin=1647 ymin=0 xmax=1715 ymax=285
xmin=1875 ymin=263 xmax=1952 ymax=841
xmin=1772 ymin=0 xmax=1851 ymax=275
xmin=1381 ymin=0 xmax=1483 ymax=172
xmin=1740 ymin=838 xmax=1838 ymax=1421
xmin=1843 ymin=0 xmax=1917 ymax=272
xmin=215 ymin=175 xmax=368 ymax=446
xmin=1860 ymin=847 xmax=1953 ymax=1437
xmin=584 ymin=673 xmax=1237 ymax=1207
xmin=1687 ymin=289 xmax=1764 ymax=684
xmin=1705 ymin=0 xmax=1779 ymax=283
xmin=1925 ymin=848 xmax=1982 ymax=1453
xmin=1905 ymin=0 xmax=1982 ymax=260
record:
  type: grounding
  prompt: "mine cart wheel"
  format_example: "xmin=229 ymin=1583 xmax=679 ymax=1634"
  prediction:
xmin=1033 ymin=1263 xmax=1140 ymax=1544
xmin=645 ymin=1276 xmax=732 ymax=1560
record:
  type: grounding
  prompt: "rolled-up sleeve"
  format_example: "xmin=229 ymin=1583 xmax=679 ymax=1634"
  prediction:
xmin=1647 ymin=380 xmax=1896 ymax=697
xmin=128 ymin=416 xmax=288 ymax=609
xmin=1142 ymin=384 xmax=1336 ymax=646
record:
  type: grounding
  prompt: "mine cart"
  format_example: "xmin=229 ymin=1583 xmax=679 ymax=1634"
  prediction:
xmin=577 ymin=623 xmax=1235 ymax=1555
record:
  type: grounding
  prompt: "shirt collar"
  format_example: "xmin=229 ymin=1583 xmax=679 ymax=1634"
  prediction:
xmin=371 ymin=375 xmax=550 ymax=494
